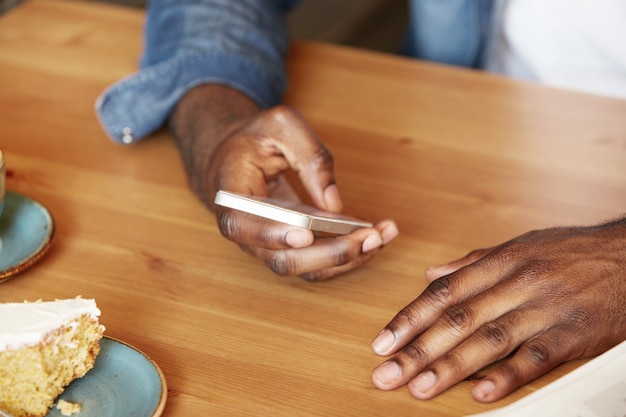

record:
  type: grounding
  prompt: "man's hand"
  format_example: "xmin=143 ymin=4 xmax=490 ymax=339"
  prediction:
xmin=371 ymin=218 xmax=626 ymax=402
xmin=170 ymin=84 xmax=398 ymax=281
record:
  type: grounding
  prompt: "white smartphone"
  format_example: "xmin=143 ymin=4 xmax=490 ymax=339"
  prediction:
xmin=214 ymin=190 xmax=373 ymax=234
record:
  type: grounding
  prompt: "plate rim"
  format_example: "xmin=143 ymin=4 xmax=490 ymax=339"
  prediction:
xmin=50 ymin=336 xmax=168 ymax=417
xmin=0 ymin=190 xmax=55 ymax=282
xmin=101 ymin=336 xmax=168 ymax=417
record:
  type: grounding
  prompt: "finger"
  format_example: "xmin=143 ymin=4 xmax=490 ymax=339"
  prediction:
xmin=216 ymin=207 xmax=315 ymax=249
xmin=244 ymin=223 xmax=393 ymax=278
xmin=371 ymin=280 xmax=535 ymax=391
xmin=425 ymin=247 xmax=495 ymax=282
xmin=372 ymin=253 xmax=512 ymax=358
xmin=405 ymin=308 xmax=540 ymax=399
xmin=299 ymin=249 xmax=379 ymax=282
xmin=298 ymin=220 xmax=399 ymax=281
xmin=250 ymin=105 xmax=342 ymax=212
xmin=372 ymin=254 xmax=545 ymax=390
xmin=378 ymin=219 xmax=399 ymax=246
xmin=471 ymin=327 xmax=581 ymax=402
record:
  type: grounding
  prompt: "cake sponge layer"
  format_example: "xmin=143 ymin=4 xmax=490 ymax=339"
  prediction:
xmin=0 ymin=302 xmax=104 ymax=417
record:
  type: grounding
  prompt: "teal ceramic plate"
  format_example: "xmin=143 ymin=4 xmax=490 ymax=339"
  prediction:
xmin=0 ymin=191 xmax=55 ymax=283
xmin=46 ymin=337 xmax=168 ymax=417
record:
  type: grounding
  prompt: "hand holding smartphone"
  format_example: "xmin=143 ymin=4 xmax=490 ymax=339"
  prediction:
xmin=214 ymin=190 xmax=373 ymax=234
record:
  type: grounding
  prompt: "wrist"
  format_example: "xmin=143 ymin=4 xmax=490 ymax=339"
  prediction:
xmin=169 ymin=84 xmax=261 ymax=207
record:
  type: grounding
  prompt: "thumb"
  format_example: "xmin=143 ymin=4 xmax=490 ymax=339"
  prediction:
xmin=425 ymin=247 xmax=495 ymax=282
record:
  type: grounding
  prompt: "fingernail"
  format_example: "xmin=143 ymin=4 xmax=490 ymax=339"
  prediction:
xmin=425 ymin=264 xmax=444 ymax=275
xmin=285 ymin=229 xmax=312 ymax=248
xmin=381 ymin=222 xmax=399 ymax=244
xmin=371 ymin=329 xmax=395 ymax=355
xmin=473 ymin=379 xmax=496 ymax=401
xmin=324 ymin=184 xmax=342 ymax=212
xmin=411 ymin=371 xmax=437 ymax=393
xmin=425 ymin=264 xmax=453 ymax=282
xmin=373 ymin=361 xmax=402 ymax=385
xmin=362 ymin=234 xmax=383 ymax=253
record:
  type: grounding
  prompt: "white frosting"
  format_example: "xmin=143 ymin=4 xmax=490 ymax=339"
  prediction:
xmin=0 ymin=298 xmax=101 ymax=351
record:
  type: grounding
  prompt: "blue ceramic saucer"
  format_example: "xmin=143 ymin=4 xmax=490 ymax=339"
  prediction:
xmin=46 ymin=337 xmax=168 ymax=417
xmin=0 ymin=191 xmax=55 ymax=283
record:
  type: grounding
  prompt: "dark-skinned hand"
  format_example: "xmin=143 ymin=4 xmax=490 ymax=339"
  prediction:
xmin=170 ymin=84 xmax=398 ymax=281
xmin=371 ymin=218 xmax=626 ymax=402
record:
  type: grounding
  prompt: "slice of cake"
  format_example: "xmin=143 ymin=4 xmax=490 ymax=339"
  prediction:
xmin=0 ymin=297 xmax=105 ymax=417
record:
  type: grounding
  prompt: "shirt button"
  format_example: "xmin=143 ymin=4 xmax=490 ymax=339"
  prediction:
xmin=121 ymin=127 xmax=133 ymax=144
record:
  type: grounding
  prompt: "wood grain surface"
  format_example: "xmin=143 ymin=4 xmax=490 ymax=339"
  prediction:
xmin=1 ymin=1 xmax=625 ymax=416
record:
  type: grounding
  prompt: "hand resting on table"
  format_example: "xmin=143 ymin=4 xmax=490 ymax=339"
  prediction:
xmin=371 ymin=218 xmax=626 ymax=402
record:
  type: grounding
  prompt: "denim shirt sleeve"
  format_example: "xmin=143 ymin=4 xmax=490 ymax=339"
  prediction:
xmin=95 ymin=0 xmax=298 ymax=144
xmin=404 ymin=0 xmax=493 ymax=68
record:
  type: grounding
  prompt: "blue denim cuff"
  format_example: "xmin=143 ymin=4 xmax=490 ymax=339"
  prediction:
xmin=95 ymin=51 xmax=283 ymax=144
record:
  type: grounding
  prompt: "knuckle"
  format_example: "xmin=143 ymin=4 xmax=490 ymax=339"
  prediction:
xmin=299 ymin=268 xmax=339 ymax=282
xmin=263 ymin=104 xmax=334 ymax=170
xmin=217 ymin=211 xmax=239 ymax=239
xmin=522 ymin=340 xmax=552 ymax=367
xmin=310 ymin=144 xmax=334 ymax=170
xmin=400 ymin=343 xmax=429 ymax=365
xmin=496 ymin=361 xmax=523 ymax=386
xmin=268 ymin=103 xmax=301 ymax=123
xmin=395 ymin=305 xmax=421 ymax=329
xmin=509 ymin=259 xmax=560 ymax=296
xmin=437 ymin=352 xmax=465 ymax=377
xmin=478 ymin=321 xmax=513 ymax=350
xmin=487 ymin=243 xmax=523 ymax=271
xmin=265 ymin=251 xmax=297 ymax=276
xmin=299 ymin=272 xmax=323 ymax=282
xmin=331 ymin=241 xmax=354 ymax=266
xmin=322 ymin=237 xmax=359 ymax=267
xmin=442 ymin=304 xmax=475 ymax=334
xmin=424 ymin=276 xmax=456 ymax=308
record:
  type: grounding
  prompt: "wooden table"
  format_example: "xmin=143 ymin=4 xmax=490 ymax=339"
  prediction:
xmin=1 ymin=1 xmax=625 ymax=416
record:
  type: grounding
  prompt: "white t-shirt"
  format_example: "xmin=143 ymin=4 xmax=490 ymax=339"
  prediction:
xmin=485 ymin=0 xmax=626 ymax=100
